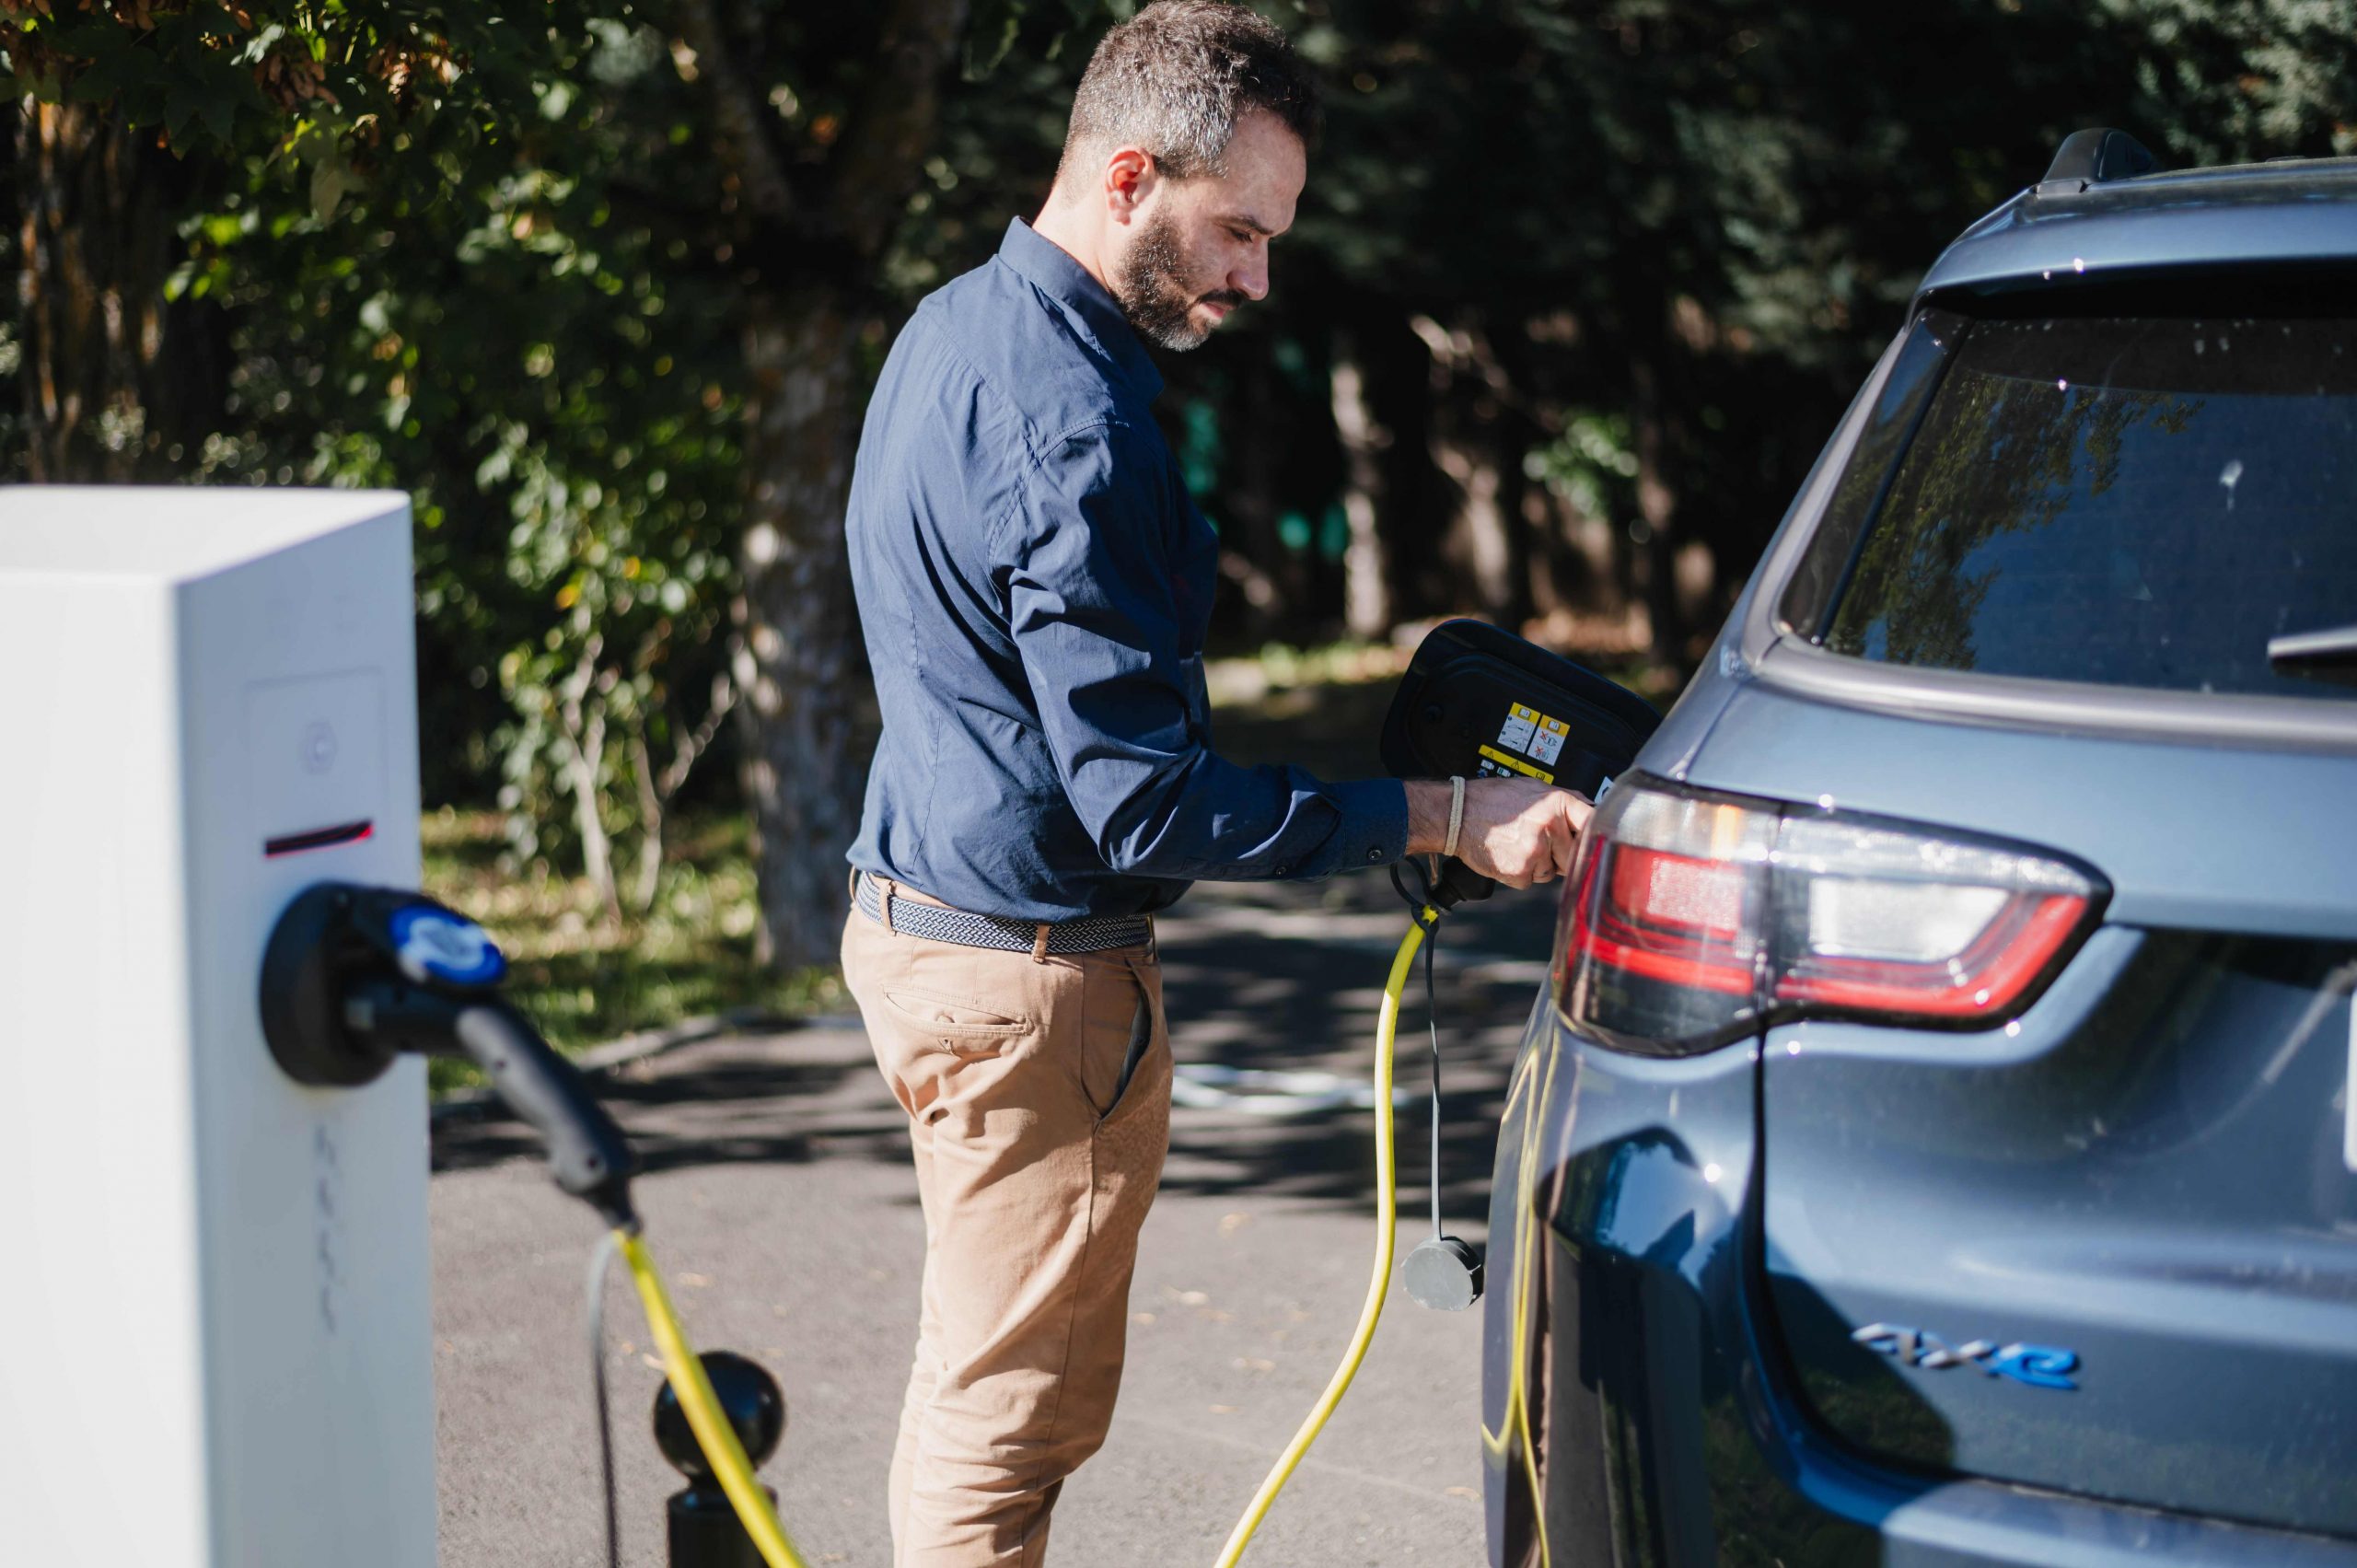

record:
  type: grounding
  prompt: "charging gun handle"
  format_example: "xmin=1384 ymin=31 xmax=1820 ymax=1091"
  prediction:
xmin=344 ymin=981 xmax=640 ymax=1229
xmin=454 ymin=1003 xmax=639 ymax=1229
xmin=1431 ymin=856 xmax=1498 ymax=912
xmin=1392 ymin=854 xmax=1498 ymax=918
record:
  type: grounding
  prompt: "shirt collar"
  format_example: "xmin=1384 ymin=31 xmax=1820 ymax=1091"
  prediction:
xmin=995 ymin=217 xmax=1164 ymax=405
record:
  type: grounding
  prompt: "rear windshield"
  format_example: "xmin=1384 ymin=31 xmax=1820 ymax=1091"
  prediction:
xmin=1816 ymin=311 xmax=2357 ymax=702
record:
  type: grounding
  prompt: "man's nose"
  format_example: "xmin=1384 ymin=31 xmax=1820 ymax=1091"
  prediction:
xmin=1233 ymin=248 xmax=1269 ymax=301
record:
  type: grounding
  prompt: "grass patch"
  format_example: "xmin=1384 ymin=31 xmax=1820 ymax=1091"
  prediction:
xmin=420 ymin=807 xmax=842 ymax=1093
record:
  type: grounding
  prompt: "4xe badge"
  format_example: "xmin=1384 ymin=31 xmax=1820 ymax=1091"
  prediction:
xmin=1851 ymin=1323 xmax=2080 ymax=1390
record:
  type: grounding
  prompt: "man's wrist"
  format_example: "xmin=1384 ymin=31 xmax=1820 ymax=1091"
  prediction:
xmin=1404 ymin=779 xmax=1452 ymax=856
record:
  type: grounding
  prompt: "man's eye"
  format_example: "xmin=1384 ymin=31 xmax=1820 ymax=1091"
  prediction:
xmin=1231 ymin=228 xmax=1254 ymax=244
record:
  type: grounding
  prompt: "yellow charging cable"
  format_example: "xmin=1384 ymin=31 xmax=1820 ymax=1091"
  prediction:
xmin=617 ymin=1229 xmax=813 ymax=1568
xmin=1476 ymin=1022 xmax=1559 ymax=1568
xmin=610 ymin=910 xmax=1440 ymax=1568
xmin=1212 ymin=908 xmax=1434 ymax=1566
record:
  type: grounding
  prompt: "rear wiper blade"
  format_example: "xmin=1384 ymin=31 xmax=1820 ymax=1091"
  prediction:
xmin=2268 ymin=623 xmax=2357 ymax=667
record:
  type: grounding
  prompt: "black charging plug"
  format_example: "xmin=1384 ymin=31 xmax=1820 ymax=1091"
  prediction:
xmin=261 ymin=882 xmax=640 ymax=1230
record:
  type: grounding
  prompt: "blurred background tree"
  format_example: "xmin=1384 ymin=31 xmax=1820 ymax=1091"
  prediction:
xmin=2 ymin=0 xmax=2351 ymax=980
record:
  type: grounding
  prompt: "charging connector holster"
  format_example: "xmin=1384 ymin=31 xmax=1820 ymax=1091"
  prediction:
xmin=260 ymin=882 xmax=639 ymax=1229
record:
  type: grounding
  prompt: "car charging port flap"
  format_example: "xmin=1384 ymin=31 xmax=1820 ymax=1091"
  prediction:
xmin=1555 ymin=775 xmax=2107 ymax=1055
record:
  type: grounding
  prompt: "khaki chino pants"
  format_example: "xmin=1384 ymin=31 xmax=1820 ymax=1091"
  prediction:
xmin=842 ymin=880 xmax=1172 ymax=1567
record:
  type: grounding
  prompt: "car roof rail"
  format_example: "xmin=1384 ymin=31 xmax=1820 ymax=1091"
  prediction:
xmin=2034 ymin=127 xmax=2161 ymax=196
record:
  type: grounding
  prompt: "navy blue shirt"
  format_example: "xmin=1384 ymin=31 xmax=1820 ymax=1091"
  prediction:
xmin=845 ymin=219 xmax=1411 ymax=923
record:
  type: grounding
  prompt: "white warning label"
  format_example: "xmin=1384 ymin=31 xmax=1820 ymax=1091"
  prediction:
xmin=1527 ymin=714 xmax=1570 ymax=766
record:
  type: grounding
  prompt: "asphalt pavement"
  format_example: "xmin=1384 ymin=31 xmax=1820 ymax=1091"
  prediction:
xmin=431 ymin=867 xmax=1559 ymax=1567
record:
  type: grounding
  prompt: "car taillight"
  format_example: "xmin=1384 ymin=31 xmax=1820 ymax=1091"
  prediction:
xmin=1556 ymin=776 xmax=2103 ymax=1053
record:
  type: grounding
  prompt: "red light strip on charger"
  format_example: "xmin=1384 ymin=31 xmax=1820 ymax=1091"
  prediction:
xmin=264 ymin=819 xmax=375 ymax=857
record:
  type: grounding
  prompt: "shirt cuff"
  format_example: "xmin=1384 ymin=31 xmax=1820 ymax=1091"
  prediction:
xmin=1305 ymin=776 xmax=1411 ymax=877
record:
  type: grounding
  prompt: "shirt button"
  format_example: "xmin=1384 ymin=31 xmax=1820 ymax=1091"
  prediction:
xmin=1273 ymin=863 xmax=1291 ymax=876
xmin=1365 ymin=847 xmax=1384 ymax=863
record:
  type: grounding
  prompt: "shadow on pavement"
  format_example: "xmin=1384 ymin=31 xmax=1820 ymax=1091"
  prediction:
xmin=431 ymin=1028 xmax=903 ymax=1179
xmin=432 ymin=870 xmax=1561 ymax=1235
xmin=1155 ymin=870 xmax=1555 ymax=1220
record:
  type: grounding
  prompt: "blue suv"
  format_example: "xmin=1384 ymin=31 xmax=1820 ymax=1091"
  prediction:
xmin=1482 ymin=130 xmax=2357 ymax=1565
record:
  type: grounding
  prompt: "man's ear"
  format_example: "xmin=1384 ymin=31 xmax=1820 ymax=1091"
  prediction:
xmin=1102 ymin=145 xmax=1156 ymax=226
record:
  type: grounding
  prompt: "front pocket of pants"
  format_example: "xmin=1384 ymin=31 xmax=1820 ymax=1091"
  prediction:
xmin=879 ymin=986 xmax=1030 ymax=1054
xmin=1084 ymin=956 xmax=1163 ymax=1122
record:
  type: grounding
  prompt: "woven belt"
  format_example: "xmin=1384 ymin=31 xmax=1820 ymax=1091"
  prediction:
xmin=854 ymin=871 xmax=1151 ymax=956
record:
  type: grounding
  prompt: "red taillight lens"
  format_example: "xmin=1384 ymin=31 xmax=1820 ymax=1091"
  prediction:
xmin=1572 ymin=845 xmax=1757 ymax=996
xmin=1554 ymin=778 xmax=2103 ymax=1053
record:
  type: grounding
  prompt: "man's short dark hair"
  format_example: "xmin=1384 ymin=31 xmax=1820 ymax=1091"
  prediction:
xmin=1057 ymin=1 xmax=1321 ymax=188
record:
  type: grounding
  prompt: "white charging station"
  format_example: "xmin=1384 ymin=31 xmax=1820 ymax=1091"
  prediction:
xmin=0 ymin=488 xmax=435 ymax=1567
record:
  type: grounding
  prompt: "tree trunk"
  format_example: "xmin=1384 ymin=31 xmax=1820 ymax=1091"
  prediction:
xmin=1225 ymin=360 xmax=1293 ymax=639
xmin=563 ymin=726 xmax=622 ymax=930
xmin=556 ymin=636 xmax=624 ymax=928
xmin=735 ymin=293 xmax=867 ymax=970
xmin=1630 ymin=354 xmax=1682 ymax=668
xmin=628 ymin=667 xmax=737 ymax=914
xmin=630 ymin=734 xmax=668 ymax=916
xmin=1330 ymin=352 xmax=1391 ymax=639
xmin=16 ymin=101 xmax=222 ymax=481
xmin=1492 ymin=426 xmax=1537 ymax=632
xmin=1365 ymin=317 xmax=1445 ymax=620
xmin=1431 ymin=426 xmax=1512 ymax=621
xmin=697 ymin=0 xmax=967 ymax=972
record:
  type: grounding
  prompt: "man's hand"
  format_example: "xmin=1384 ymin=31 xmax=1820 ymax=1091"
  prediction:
xmin=1405 ymin=777 xmax=1592 ymax=889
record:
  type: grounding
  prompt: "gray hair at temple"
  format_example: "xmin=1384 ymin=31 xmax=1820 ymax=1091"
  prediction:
xmin=1055 ymin=0 xmax=1322 ymax=190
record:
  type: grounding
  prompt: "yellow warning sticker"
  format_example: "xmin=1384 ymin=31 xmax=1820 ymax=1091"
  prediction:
xmin=1478 ymin=743 xmax=1555 ymax=784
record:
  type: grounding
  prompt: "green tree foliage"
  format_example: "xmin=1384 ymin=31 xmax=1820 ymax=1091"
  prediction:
xmin=2 ymin=3 xmax=745 ymax=920
xmin=2100 ymin=0 xmax=2357 ymax=164
xmin=0 ymin=1 xmax=1091 ymax=953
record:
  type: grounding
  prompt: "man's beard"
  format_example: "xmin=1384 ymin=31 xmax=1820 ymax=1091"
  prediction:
xmin=1114 ymin=209 xmax=1244 ymax=352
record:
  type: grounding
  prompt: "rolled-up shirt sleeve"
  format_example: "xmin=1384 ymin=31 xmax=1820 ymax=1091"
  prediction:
xmin=999 ymin=419 xmax=1409 ymax=882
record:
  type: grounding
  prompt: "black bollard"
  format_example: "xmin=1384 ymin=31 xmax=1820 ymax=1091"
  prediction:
xmin=652 ymin=1351 xmax=788 ymax=1568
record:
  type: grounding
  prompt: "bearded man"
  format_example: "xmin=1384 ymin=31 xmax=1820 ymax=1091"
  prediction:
xmin=840 ymin=5 xmax=1589 ymax=1562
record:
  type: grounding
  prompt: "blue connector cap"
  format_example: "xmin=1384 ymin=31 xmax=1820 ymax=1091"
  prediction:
xmin=389 ymin=903 xmax=508 ymax=989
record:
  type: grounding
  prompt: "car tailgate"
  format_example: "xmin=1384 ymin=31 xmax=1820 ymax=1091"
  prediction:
xmin=1693 ymin=683 xmax=2357 ymax=1537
